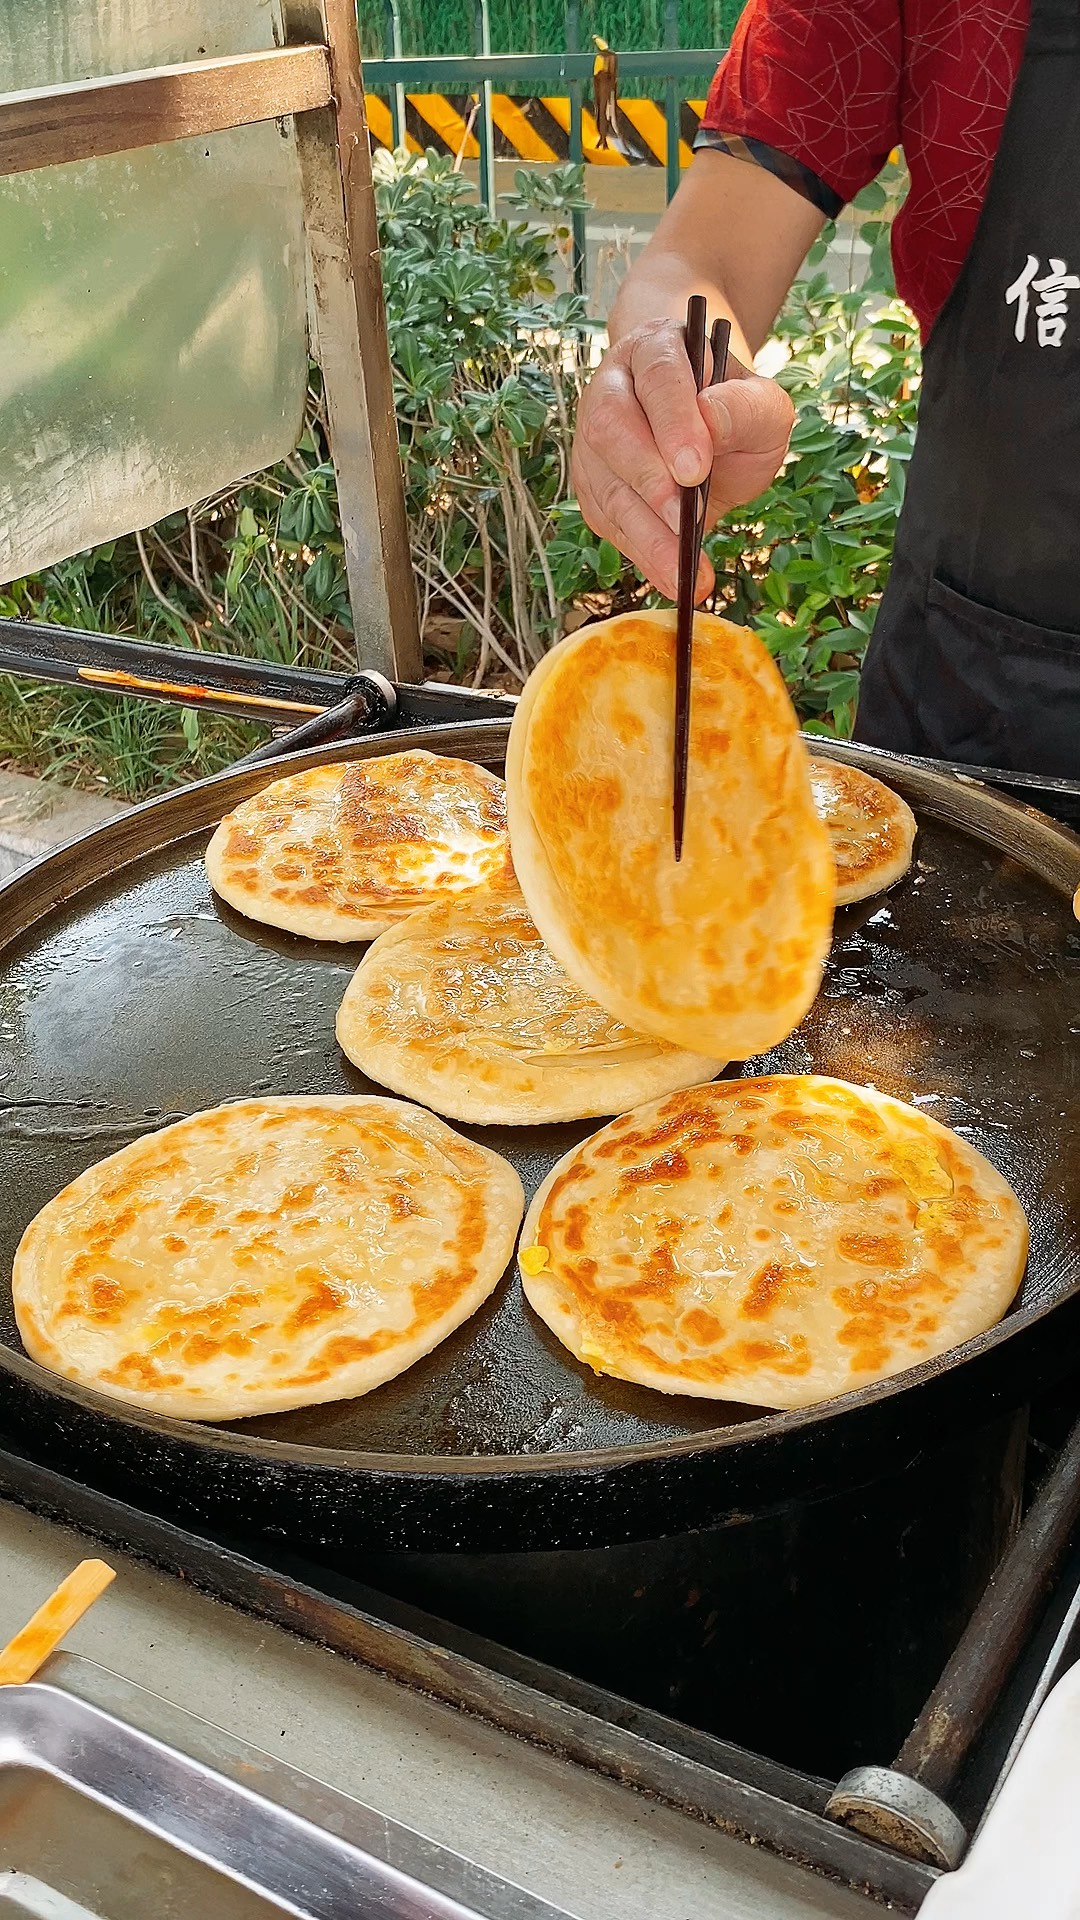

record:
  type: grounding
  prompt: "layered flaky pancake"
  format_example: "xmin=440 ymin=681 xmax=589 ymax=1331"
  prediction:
xmin=337 ymin=886 xmax=724 ymax=1125
xmin=505 ymin=609 xmax=835 ymax=1061
xmin=13 ymin=1096 xmax=523 ymax=1421
xmin=205 ymin=750 xmax=511 ymax=941
xmin=809 ymin=759 xmax=917 ymax=904
xmin=518 ymin=1075 xmax=1027 ymax=1410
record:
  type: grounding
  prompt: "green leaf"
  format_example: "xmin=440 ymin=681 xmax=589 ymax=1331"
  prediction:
xmin=853 ymin=180 xmax=888 ymax=212
xmin=596 ymin=539 xmax=622 ymax=589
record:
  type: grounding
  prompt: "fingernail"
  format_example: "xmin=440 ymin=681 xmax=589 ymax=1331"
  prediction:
xmin=661 ymin=498 xmax=681 ymax=533
xmin=672 ymin=449 xmax=704 ymax=486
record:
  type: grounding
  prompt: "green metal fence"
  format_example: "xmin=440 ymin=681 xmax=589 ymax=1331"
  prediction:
xmin=365 ymin=0 xmax=727 ymax=298
xmin=359 ymin=0 xmax=722 ymax=305
xmin=359 ymin=0 xmax=739 ymax=63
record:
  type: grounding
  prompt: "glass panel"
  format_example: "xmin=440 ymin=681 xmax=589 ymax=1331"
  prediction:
xmin=0 ymin=0 xmax=308 ymax=581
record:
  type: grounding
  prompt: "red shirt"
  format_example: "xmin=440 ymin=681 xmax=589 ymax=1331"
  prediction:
xmin=696 ymin=1 xmax=1030 ymax=340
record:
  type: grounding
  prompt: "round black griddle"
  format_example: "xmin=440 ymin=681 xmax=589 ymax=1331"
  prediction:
xmin=0 ymin=720 xmax=1078 ymax=1554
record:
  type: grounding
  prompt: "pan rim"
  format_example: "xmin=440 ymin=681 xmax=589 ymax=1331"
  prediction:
xmin=1 ymin=720 xmax=1078 ymax=1480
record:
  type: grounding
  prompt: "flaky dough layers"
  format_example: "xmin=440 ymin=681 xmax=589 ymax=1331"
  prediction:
xmin=518 ymin=1075 xmax=1027 ymax=1410
xmin=206 ymin=750 xmax=511 ymax=941
xmin=337 ymin=886 xmax=723 ymax=1125
xmin=809 ymin=759 xmax=917 ymax=905
xmin=14 ymin=1096 xmax=523 ymax=1421
xmin=506 ymin=609 xmax=835 ymax=1060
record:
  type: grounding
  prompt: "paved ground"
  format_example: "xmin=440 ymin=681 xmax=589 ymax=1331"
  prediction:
xmin=0 ymin=769 xmax=127 ymax=880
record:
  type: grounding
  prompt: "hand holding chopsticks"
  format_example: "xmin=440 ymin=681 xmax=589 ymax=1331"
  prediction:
xmin=673 ymin=297 xmax=731 ymax=861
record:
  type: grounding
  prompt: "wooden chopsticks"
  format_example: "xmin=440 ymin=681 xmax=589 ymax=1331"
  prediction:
xmin=672 ymin=300 xmax=732 ymax=862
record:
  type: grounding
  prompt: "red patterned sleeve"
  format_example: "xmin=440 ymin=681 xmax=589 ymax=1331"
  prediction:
xmin=696 ymin=0 xmax=902 ymax=216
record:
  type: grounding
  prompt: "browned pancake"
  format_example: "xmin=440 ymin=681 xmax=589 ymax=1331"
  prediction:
xmin=809 ymin=759 xmax=917 ymax=904
xmin=13 ymin=1096 xmax=524 ymax=1420
xmin=519 ymin=1075 xmax=1028 ymax=1409
xmin=505 ymin=609 xmax=836 ymax=1059
xmin=336 ymin=884 xmax=724 ymax=1124
xmin=205 ymin=750 xmax=511 ymax=940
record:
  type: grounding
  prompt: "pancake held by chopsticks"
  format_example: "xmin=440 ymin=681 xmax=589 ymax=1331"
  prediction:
xmin=13 ymin=1096 xmax=523 ymax=1421
xmin=809 ymin=759 xmax=917 ymax=905
xmin=518 ymin=1075 xmax=1027 ymax=1411
xmin=205 ymin=750 xmax=511 ymax=941
xmin=337 ymin=886 xmax=724 ymax=1126
xmin=505 ymin=609 xmax=835 ymax=1060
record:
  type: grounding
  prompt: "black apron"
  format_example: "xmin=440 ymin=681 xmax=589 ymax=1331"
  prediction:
xmin=854 ymin=0 xmax=1080 ymax=777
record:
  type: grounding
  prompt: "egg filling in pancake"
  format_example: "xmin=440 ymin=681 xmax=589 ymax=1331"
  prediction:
xmin=205 ymin=750 xmax=511 ymax=941
xmin=13 ymin=1096 xmax=523 ymax=1422
xmin=518 ymin=1075 xmax=1027 ymax=1410
xmin=809 ymin=759 xmax=917 ymax=904
xmin=505 ymin=609 xmax=835 ymax=1060
xmin=336 ymin=886 xmax=725 ymax=1126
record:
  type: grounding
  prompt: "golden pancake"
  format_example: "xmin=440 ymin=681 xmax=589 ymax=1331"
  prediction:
xmin=505 ymin=609 xmax=835 ymax=1060
xmin=518 ymin=1075 xmax=1027 ymax=1410
xmin=205 ymin=750 xmax=511 ymax=941
xmin=13 ymin=1096 xmax=523 ymax=1422
xmin=809 ymin=759 xmax=917 ymax=904
xmin=336 ymin=885 xmax=725 ymax=1126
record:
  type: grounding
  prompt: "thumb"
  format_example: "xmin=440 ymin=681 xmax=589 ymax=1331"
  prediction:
xmin=698 ymin=373 xmax=795 ymax=517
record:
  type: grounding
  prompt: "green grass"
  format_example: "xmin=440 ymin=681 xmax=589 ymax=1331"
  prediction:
xmin=0 ymin=544 xmax=318 ymax=799
xmin=0 ymin=679 xmax=259 ymax=802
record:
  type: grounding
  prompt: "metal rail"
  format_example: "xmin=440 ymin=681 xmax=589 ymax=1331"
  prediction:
xmin=364 ymin=50 xmax=721 ymax=84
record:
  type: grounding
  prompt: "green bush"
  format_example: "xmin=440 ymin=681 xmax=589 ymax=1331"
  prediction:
xmin=0 ymin=151 xmax=917 ymax=795
xmin=379 ymin=152 xmax=592 ymax=681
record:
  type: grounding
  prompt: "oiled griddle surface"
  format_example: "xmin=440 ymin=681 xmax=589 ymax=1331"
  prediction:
xmin=0 ymin=781 xmax=1077 ymax=1462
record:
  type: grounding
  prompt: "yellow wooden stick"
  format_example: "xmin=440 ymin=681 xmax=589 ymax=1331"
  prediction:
xmin=0 ymin=1560 xmax=116 ymax=1686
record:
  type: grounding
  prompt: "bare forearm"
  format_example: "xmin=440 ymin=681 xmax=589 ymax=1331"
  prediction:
xmin=608 ymin=247 xmax=755 ymax=367
xmin=607 ymin=150 xmax=824 ymax=362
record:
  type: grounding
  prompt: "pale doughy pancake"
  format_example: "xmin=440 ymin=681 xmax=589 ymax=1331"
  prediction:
xmin=505 ymin=609 xmax=835 ymax=1061
xmin=205 ymin=750 xmax=511 ymax=941
xmin=337 ymin=885 xmax=724 ymax=1126
xmin=519 ymin=1075 xmax=1027 ymax=1410
xmin=13 ymin=1096 xmax=523 ymax=1422
xmin=809 ymin=759 xmax=917 ymax=904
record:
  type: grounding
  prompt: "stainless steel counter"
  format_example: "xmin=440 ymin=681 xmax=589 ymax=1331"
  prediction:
xmin=0 ymin=1501 xmax=870 ymax=1920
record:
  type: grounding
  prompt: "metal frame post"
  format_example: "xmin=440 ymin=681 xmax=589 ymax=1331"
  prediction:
xmin=474 ymin=0 xmax=497 ymax=215
xmin=383 ymin=0 xmax=407 ymax=150
xmin=663 ymin=0 xmax=681 ymax=204
xmin=565 ymin=0 xmax=587 ymax=301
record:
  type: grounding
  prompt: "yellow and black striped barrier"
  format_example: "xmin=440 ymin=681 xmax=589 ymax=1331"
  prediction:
xmin=366 ymin=93 xmax=707 ymax=168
